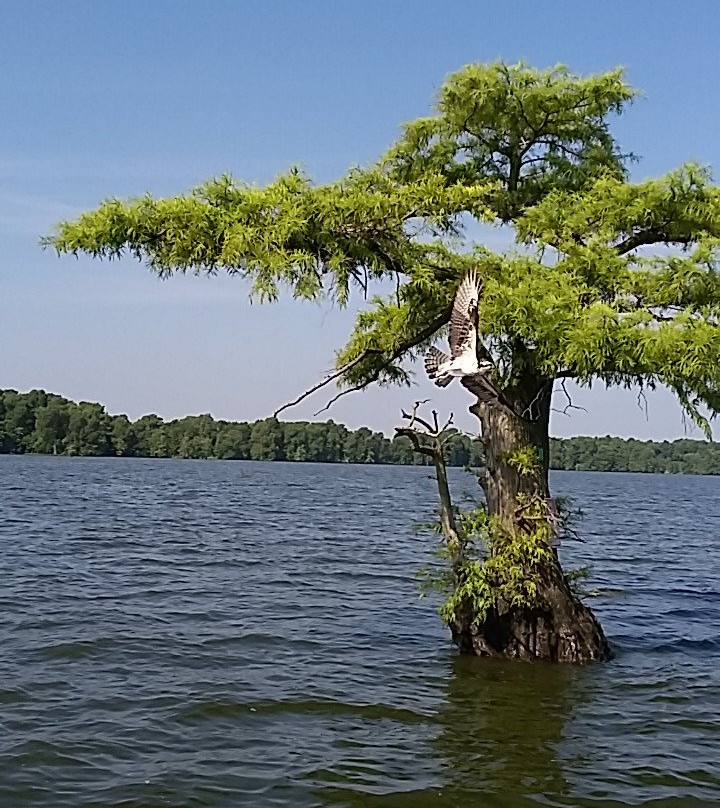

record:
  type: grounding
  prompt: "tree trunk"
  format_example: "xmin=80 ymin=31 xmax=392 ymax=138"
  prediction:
xmin=452 ymin=376 xmax=611 ymax=664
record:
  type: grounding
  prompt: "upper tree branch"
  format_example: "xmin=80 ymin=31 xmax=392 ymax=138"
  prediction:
xmin=615 ymin=228 xmax=695 ymax=255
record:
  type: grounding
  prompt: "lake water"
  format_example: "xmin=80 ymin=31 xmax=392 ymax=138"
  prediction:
xmin=1 ymin=456 xmax=719 ymax=807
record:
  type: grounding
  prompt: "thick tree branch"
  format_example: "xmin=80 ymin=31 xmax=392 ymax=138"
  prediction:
xmin=615 ymin=229 xmax=695 ymax=255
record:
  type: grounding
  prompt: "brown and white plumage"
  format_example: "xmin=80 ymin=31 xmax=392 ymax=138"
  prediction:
xmin=424 ymin=346 xmax=454 ymax=386
xmin=449 ymin=269 xmax=481 ymax=361
xmin=424 ymin=270 xmax=492 ymax=387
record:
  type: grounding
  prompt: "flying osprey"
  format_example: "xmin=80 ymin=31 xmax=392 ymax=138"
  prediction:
xmin=424 ymin=270 xmax=494 ymax=387
xmin=423 ymin=270 xmax=512 ymax=411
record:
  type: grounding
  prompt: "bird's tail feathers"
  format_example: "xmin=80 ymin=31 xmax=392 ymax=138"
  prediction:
xmin=424 ymin=347 xmax=452 ymax=387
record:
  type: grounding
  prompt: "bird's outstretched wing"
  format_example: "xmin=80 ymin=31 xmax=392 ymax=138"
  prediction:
xmin=449 ymin=270 xmax=481 ymax=359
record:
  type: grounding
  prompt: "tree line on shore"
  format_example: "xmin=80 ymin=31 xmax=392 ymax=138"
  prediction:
xmin=0 ymin=388 xmax=474 ymax=465
xmin=2 ymin=388 xmax=720 ymax=474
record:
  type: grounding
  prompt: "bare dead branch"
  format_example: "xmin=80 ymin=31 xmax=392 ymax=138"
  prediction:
xmin=273 ymin=350 xmax=378 ymax=417
xmin=552 ymin=378 xmax=588 ymax=417
xmin=312 ymin=378 xmax=372 ymax=416
xmin=276 ymin=306 xmax=452 ymax=418
xmin=439 ymin=411 xmax=455 ymax=433
xmin=401 ymin=402 xmax=436 ymax=433
xmin=395 ymin=426 xmax=435 ymax=457
xmin=395 ymin=402 xmax=461 ymax=556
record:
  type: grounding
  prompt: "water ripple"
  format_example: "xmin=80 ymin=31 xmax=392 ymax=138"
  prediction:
xmin=1 ymin=457 xmax=719 ymax=806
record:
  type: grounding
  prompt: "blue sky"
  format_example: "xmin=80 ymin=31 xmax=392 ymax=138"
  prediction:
xmin=3 ymin=0 xmax=720 ymax=438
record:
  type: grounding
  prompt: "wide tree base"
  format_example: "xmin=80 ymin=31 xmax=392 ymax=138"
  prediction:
xmin=449 ymin=563 xmax=612 ymax=664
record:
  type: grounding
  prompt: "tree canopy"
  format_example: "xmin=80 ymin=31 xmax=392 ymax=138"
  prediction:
xmin=50 ymin=60 xmax=720 ymax=663
xmin=48 ymin=62 xmax=720 ymax=436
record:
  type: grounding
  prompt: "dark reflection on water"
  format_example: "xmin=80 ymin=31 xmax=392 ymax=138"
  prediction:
xmin=1 ymin=457 xmax=719 ymax=807
xmin=320 ymin=657 xmax=581 ymax=808
xmin=435 ymin=657 xmax=577 ymax=806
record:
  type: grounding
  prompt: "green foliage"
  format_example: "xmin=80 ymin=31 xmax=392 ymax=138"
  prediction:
xmin=503 ymin=446 xmax=539 ymax=475
xmin=46 ymin=61 xmax=720 ymax=434
xmin=387 ymin=62 xmax=633 ymax=219
xmin=249 ymin=418 xmax=284 ymax=461
xmin=550 ymin=435 xmax=720 ymax=474
xmin=565 ymin=565 xmax=593 ymax=597
xmin=33 ymin=400 xmax=70 ymax=454
xmin=47 ymin=168 xmax=492 ymax=308
xmin=63 ymin=402 xmax=113 ymax=456
xmin=423 ymin=496 xmax=555 ymax=627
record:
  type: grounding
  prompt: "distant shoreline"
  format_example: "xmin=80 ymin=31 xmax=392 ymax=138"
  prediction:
xmin=2 ymin=388 xmax=719 ymax=475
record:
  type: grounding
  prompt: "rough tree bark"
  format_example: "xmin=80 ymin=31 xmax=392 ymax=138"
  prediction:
xmin=453 ymin=372 xmax=611 ymax=664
